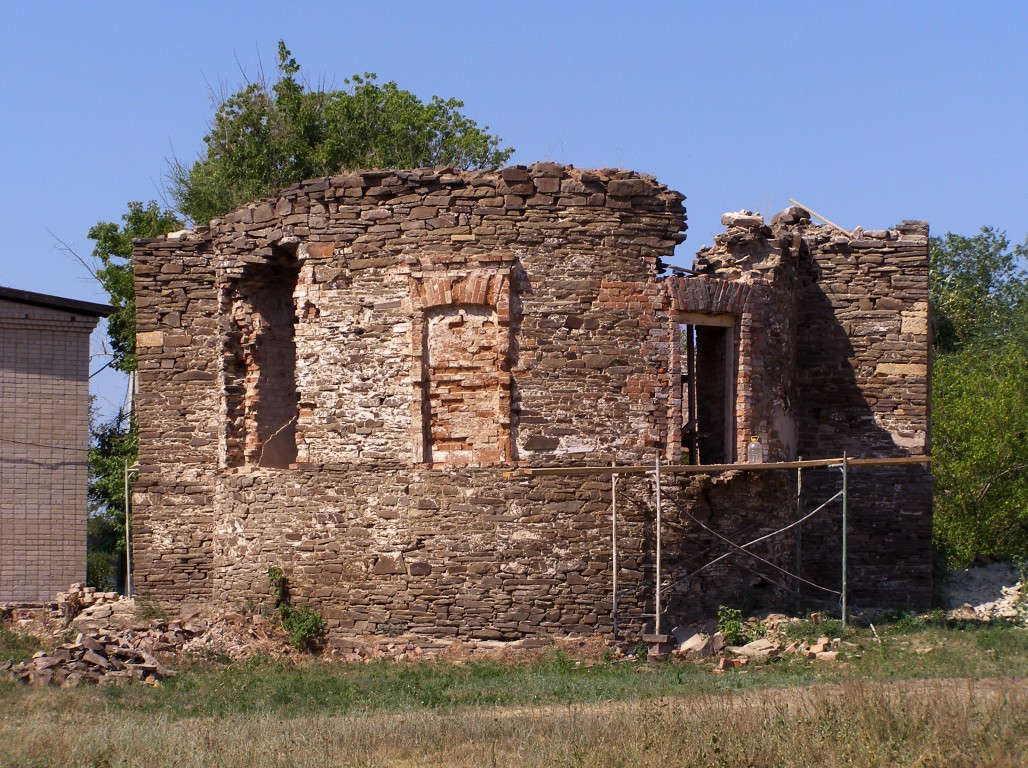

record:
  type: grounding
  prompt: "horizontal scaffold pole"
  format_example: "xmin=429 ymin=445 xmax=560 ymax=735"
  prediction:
xmin=503 ymin=455 xmax=930 ymax=479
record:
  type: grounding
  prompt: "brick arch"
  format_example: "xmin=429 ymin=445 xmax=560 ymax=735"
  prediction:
xmin=416 ymin=271 xmax=511 ymax=312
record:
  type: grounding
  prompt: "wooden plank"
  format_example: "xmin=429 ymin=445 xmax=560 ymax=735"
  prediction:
xmin=678 ymin=312 xmax=736 ymax=328
xmin=505 ymin=455 xmax=930 ymax=478
xmin=724 ymin=323 xmax=736 ymax=462
xmin=788 ymin=198 xmax=852 ymax=237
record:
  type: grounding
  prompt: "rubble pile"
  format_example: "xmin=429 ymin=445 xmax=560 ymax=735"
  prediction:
xmin=672 ymin=613 xmax=848 ymax=671
xmin=1 ymin=581 xmax=304 ymax=687
xmin=179 ymin=610 xmax=296 ymax=660
xmin=1 ymin=619 xmax=198 ymax=687
xmin=53 ymin=582 xmax=121 ymax=619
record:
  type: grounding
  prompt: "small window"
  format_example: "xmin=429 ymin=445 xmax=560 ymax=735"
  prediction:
xmin=679 ymin=313 xmax=736 ymax=464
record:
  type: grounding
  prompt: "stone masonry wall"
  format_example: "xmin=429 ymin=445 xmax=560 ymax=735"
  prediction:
xmin=0 ymin=300 xmax=98 ymax=603
xmin=683 ymin=210 xmax=932 ymax=607
xmin=133 ymin=166 xmax=932 ymax=640
xmin=207 ymin=467 xmax=794 ymax=643
xmin=792 ymin=219 xmax=933 ymax=606
xmin=132 ymin=234 xmax=219 ymax=603
xmin=133 ymin=165 xmax=691 ymax=626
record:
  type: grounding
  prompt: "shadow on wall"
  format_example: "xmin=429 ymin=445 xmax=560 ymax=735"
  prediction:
xmin=793 ymin=245 xmax=932 ymax=607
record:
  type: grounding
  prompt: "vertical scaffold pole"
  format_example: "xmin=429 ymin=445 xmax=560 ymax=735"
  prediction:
xmin=795 ymin=457 xmax=803 ymax=609
xmin=611 ymin=460 xmax=618 ymax=640
xmin=124 ymin=458 xmax=133 ymax=598
xmin=655 ymin=452 xmax=662 ymax=636
xmin=841 ymin=452 xmax=849 ymax=628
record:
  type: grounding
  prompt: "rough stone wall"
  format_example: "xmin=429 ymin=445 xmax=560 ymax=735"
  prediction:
xmin=678 ymin=210 xmax=937 ymax=608
xmin=685 ymin=209 xmax=932 ymax=607
xmin=0 ymin=300 xmax=98 ymax=603
xmin=792 ymin=219 xmax=933 ymax=606
xmin=132 ymin=235 xmax=219 ymax=603
xmin=206 ymin=467 xmax=794 ymax=643
xmin=133 ymin=165 xmax=688 ymax=625
xmin=132 ymin=165 xmax=932 ymax=639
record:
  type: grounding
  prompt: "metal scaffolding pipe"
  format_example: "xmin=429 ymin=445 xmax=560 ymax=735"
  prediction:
xmin=655 ymin=453 xmax=662 ymax=636
xmin=796 ymin=457 xmax=803 ymax=608
xmin=841 ymin=452 xmax=849 ymax=627
xmin=610 ymin=460 xmax=618 ymax=639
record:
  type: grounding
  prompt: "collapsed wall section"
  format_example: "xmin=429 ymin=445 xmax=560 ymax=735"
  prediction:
xmin=687 ymin=209 xmax=932 ymax=607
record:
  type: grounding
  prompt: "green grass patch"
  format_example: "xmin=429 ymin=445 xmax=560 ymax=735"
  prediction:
xmin=0 ymin=625 xmax=42 ymax=664
xmin=1 ymin=622 xmax=1025 ymax=721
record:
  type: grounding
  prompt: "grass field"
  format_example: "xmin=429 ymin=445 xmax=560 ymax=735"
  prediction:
xmin=1 ymin=617 xmax=1026 ymax=766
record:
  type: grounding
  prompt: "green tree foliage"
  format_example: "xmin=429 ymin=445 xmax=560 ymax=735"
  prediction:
xmin=930 ymin=227 xmax=1028 ymax=354
xmin=169 ymin=41 xmax=513 ymax=226
xmin=85 ymin=407 xmax=138 ymax=588
xmin=85 ymin=202 xmax=180 ymax=587
xmin=930 ymin=228 xmax=1028 ymax=565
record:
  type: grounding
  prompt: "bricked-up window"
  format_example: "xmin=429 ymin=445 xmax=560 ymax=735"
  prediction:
xmin=679 ymin=313 xmax=736 ymax=464
xmin=223 ymin=251 xmax=300 ymax=468
xmin=423 ymin=305 xmax=503 ymax=465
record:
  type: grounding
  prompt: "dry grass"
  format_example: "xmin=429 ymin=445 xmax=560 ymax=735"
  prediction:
xmin=2 ymin=618 xmax=1026 ymax=766
xmin=0 ymin=678 xmax=1025 ymax=767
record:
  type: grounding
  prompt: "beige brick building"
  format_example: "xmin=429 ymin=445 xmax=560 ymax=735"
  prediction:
xmin=0 ymin=287 xmax=111 ymax=603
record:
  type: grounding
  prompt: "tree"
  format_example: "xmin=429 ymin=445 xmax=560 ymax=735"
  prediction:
xmin=929 ymin=228 xmax=1028 ymax=565
xmin=93 ymin=42 xmax=512 ymax=363
xmin=84 ymin=203 xmax=180 ymax=587
xmin=87 ymin=42 xmax=514 ymax=587
xmin=85 ymin=406 xmax=138 ymax=588
xmin=932 ymin=337 xmax=1028 ymax=565
xmin=929 ymin=227 xmax=1027 ymax=354
xmin=169 ymin=41 xmax=513 ymax=226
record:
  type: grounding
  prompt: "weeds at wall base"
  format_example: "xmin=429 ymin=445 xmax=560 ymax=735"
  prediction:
xmin=267 ymin=567 xmax=326 ymax=651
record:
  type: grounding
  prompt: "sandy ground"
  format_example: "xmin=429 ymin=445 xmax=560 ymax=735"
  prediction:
xmin=941 ymin=562 xmax=1025 ymax=621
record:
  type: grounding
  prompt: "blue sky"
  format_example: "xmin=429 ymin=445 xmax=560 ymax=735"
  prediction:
xmin=2 ymin=1 xmax=1026 ymax=416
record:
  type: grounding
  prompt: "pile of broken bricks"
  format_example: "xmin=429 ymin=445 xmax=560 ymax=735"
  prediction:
xmin=1 ymin=621 xmax=195 ymax=688
xmin=2 ymin=581 xmax=301 ymax=687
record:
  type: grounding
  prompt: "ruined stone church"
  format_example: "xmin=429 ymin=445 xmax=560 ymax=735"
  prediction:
xmin=131 ymin=164 xmax=931 ymax=645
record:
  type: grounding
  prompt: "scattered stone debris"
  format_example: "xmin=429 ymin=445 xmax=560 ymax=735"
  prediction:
xmin=728 ymin=637 xmax=780 ymax=663
xmin=674 ymin=631 xmax=726 ymax=658
xmin=17 ymin=568 xmax=1022 ymax=686
xmin=3 ymin=622 xmax=185 ymax=687
xmin=53 ymin=583 xmax=121 ymax=623
xmin=1 ymin=583 xmax=304 ymax=687
xmin=941 ymin=563 xmax=1025 ymax=624
xmin=671 ymin=612 xmax=853 ymax=673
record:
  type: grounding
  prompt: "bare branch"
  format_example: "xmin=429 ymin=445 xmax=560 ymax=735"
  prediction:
xmin=47 ymin=228 xmax=99 ymax=280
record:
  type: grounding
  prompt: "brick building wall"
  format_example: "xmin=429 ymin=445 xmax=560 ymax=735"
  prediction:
xmin=0 ymin=290 xmax=109 ymax=604
xmin=132 ymin=166 xmax=931 ymax=643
